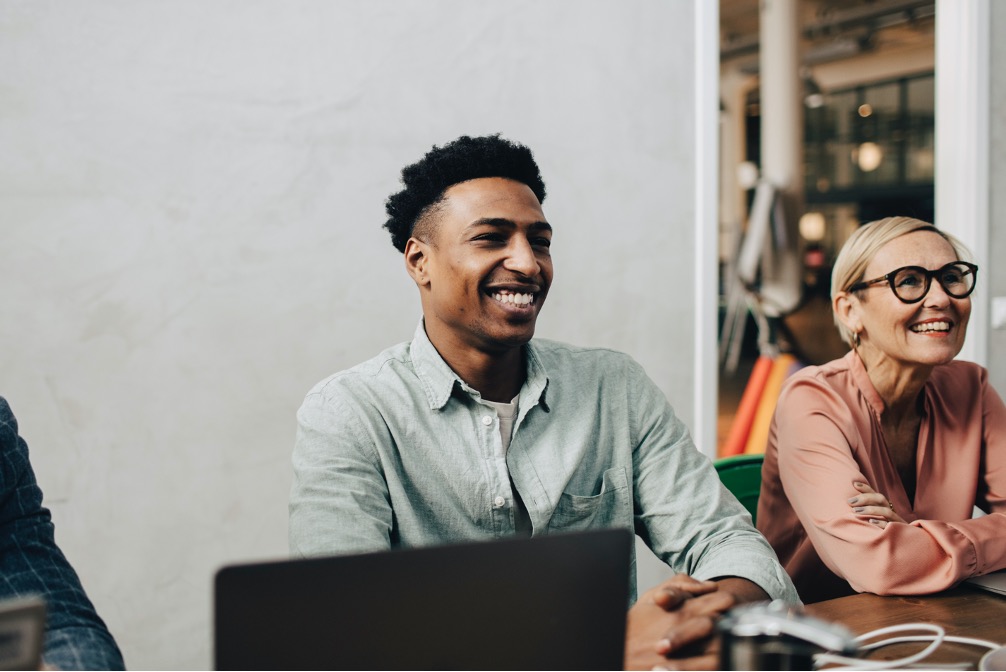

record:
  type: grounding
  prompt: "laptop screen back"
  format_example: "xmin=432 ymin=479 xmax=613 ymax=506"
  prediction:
xmin=214 ymin=528 xmax=632 ymax=670
xmin=0 ymin=596 xmax=45 ymax=672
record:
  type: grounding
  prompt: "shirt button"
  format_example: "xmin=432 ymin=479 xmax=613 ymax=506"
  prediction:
xmin=493 ymin=496 xmax=505 ymax=508
xmin=482 ymin=415 xmax=493 ymax=426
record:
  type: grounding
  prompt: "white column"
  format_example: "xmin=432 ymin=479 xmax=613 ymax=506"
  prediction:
xmin=760 ymin=0 xmax=801 ymax=190
xmin=694 ymin=0 xmax=719 ymax=458
xmin=935 ymin=0 xmax=990 ymax=366
xmin=756 ymin=0 xmax=803 ymax=318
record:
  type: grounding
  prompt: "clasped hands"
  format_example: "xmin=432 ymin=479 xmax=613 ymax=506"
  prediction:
xmin=624 ymin=574 xmax=738 ymax=671
xmin=847 ymin=480 xmax=907 ymax=529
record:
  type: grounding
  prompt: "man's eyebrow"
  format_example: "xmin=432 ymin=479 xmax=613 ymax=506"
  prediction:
xmin=465 ymin=218 xmax=552 ymax=232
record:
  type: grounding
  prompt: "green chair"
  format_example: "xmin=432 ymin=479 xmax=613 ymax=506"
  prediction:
xmin=714 ymin=454 xmax=765 ymax=525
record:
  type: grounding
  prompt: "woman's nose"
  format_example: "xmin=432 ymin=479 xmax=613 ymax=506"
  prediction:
xmin=923 ymin=277 xmax=952 ymax=307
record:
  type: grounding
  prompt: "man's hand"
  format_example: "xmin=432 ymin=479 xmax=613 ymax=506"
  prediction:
xmin=648 ymin=574 xmax=718 ymax=611
xmin=623 ymin=574 xmax=737 ymax=671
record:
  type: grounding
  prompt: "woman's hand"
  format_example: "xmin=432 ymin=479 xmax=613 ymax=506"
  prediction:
xmin=848 ymin=481 xmax=907 ymax=528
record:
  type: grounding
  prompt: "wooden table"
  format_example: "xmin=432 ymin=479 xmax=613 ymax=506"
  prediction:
xmin=805 ymin=586 xmax=1006 ymax=669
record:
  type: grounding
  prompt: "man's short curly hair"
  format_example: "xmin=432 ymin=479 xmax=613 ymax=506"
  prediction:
xmin=383 ymin=134 xmax=547 ymax=252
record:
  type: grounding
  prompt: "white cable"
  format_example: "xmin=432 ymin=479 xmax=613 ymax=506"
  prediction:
xmin=814 ymin=623 xmax=946 ymax=670
xmin=859 ymin=634 xmax=1001 ymax=652
xmin=943 ymin=635 xmax=1002 ymax=650
xmin=814 ymin=622 xmax=1004 ymax=670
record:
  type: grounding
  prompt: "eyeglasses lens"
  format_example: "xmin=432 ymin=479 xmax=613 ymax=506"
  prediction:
xmin=892 ymin=264 xmax=975 ymax=301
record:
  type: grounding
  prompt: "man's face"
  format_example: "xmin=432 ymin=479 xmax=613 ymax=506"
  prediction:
xmin=407 ymin=177 xmax=552 ymax=357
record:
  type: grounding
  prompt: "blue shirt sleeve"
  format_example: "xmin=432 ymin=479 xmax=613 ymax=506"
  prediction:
xmin=0 ymin=397 xmax=125 ymax=671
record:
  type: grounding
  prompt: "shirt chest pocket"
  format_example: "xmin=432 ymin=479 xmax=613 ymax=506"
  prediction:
xmin=547 ymin=467 xmax=631 ymax=532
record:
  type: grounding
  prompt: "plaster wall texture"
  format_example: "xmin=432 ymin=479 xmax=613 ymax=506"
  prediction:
xmin=0 ymin=1 xmax=699 ymax=668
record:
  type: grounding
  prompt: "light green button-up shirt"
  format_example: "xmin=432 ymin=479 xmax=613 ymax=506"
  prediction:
xmin=290 ymin=322 xmax=798 ymax=603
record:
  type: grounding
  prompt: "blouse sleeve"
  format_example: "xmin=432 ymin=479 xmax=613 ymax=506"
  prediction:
xmin=978 ymin=371 xmax=1006 ymax=517
xmin=774 ymin=374 xmax=1006 ymax=596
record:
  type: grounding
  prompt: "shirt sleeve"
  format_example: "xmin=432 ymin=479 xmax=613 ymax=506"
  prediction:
xmin=289 ymin=383 xmax=394 ymax=557
xmin=0 ymin=398 xmax=125 ymax=671
xmin=978 ymin=372 xmax=1006 ymax=519
xmin=959 ymin=370 xmax=1006 ymax=571
xmin=626 ymin=362 xmax=799 ymax=604
xmin=774 ymin=375 xmax=1006 ymax=596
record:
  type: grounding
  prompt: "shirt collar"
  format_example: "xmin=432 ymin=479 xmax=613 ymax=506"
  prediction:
xmin=522 ymin=340 xmax=551 ymax=413
xmin=846 ymin=348 xmax=887 ymax=419
xmin=409 ymin=320 xmax=550 ymax=412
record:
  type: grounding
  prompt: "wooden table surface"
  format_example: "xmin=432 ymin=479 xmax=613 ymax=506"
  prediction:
xmin=805 ymin=586 xmax=1006 ymax=669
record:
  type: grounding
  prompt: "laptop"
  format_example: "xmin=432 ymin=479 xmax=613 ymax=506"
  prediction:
xmin=966 ymin=569 xmax=1006 ymax=597
xmin=0 ymin=596 xmax=45 ymax=672
xmin=214 ymin=528 xmax=632 ymax=670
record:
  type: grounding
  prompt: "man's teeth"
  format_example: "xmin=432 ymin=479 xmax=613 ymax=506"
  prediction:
xmin=911 ymin=321 xmax=950 ymax=333
xmin=492 ymin=291 xmax=534 ymax=306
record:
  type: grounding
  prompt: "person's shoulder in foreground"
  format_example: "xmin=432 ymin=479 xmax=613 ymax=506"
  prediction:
xmin=0 ymin=396 xmax=125 ymax=670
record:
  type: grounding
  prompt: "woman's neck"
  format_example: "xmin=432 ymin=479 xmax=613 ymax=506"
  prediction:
xmin=856 ymin=345 xmax=932 ymax=422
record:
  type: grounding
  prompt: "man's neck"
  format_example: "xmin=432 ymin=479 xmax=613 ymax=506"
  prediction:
xmin=424 ymin=327 xmax=527 ymax=403
xmin=469 ymin=358 xmax=524 ymax=402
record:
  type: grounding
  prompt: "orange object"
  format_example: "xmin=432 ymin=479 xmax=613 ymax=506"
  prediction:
xmin=744 ymin=353 xmax=798 ymax=454
xmin=720 ymin=355 xmax=774 ymax=457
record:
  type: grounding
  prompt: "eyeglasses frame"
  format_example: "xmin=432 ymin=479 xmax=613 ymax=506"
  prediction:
xmin=846 ymin=261 xmax=979 ymax=305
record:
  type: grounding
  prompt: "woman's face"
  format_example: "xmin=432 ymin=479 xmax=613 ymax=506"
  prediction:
xmin=844 ymin=230 xmax=971 ymax=368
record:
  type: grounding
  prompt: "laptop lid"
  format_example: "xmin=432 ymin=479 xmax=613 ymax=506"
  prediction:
xmin=214 ymin=528 xmax=632 ymax=670
xmin=0 ymin=596 xmax=45 ymax=672
xmin=965 ymin=569 xmax=1006 ymax=597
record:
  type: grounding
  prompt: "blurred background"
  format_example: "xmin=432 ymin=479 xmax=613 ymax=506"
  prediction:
xmin=716 ymin=0 xmax=952 ymax=456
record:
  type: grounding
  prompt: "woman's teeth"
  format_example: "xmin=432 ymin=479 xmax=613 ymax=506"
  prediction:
xmin=911 ymin=321 xmax=950 ymax=333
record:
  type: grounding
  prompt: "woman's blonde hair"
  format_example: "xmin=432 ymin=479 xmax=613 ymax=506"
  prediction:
xmin=830 ymin=216 xmax=973 ymax=346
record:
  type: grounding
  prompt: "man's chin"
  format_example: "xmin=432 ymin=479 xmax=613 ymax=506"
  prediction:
xmin=496 ymin=332 xmax=535 ymax=349
xmin=483 ymin=325 xmax=537 ymax=352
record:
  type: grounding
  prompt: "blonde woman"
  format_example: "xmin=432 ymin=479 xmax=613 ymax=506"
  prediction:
xmin=757 ymin=217 xmax=1006 ymax=603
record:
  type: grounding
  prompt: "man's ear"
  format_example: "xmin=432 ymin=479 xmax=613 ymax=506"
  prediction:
xmin=833 ymin=291 xmax=863 ymax=337
xmin=404 ymin=237 xmax=431 ymax=288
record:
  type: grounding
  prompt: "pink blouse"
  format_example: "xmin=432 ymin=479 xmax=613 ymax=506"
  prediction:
xmin=757 ymin=350 xmax=1006 ymax=604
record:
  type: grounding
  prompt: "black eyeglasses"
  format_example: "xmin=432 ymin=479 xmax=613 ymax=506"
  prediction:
xmin=847 ymin=261 xmax=978 ymax=304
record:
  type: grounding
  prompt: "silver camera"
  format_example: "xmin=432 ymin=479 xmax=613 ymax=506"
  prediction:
xmin=717 ymin=600 xmax=857 ymax=670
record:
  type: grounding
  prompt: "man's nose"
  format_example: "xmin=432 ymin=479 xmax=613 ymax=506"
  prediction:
xmin=504 ymin=238 xmax=540 ymax=276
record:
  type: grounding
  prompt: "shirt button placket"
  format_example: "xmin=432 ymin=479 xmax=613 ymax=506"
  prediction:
xmin=482 ymin=414 xmax=506 ymax=523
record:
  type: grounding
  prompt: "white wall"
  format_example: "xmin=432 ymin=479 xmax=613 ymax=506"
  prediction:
xmin=0 ymin=1 xmax=700 ymax=668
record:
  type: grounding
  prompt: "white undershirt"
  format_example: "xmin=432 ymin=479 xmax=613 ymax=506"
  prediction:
xmin=483 ymin=395 xmax=518 ymax=454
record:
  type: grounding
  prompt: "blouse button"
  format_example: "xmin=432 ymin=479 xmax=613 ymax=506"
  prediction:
xmin=481 ymin=415 xmax=493 ymax=426
xmin=493 ymin=496 xmax=506 ymax=508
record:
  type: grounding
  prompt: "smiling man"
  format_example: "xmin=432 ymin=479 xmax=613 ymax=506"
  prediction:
xmin=289 ymin=135 xmax=797 ymax=668
xmin=405 ymin=174 xmax=552 ymax=406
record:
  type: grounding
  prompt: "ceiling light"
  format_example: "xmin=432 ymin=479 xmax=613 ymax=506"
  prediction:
xmin=799 ymin=212 xmax=827 ymax=242
xmin=854 ymin=142 xmax=883 ymax=172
